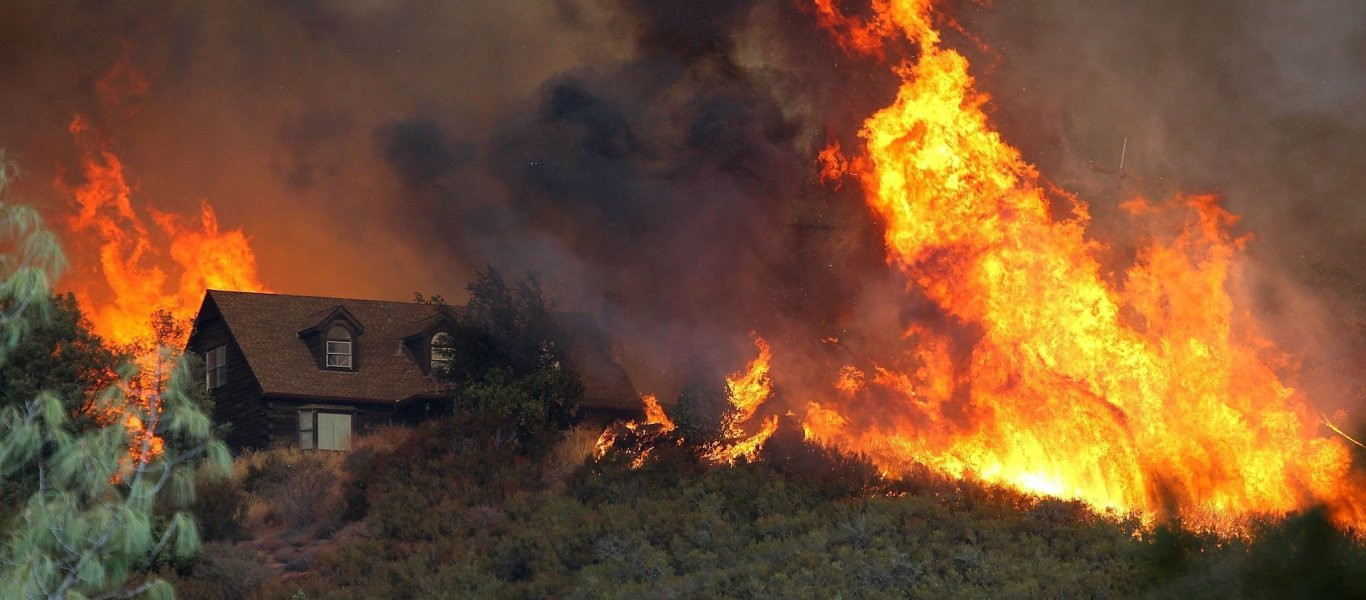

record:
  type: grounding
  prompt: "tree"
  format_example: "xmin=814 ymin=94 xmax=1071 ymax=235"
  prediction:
xmin=672 ymin=376 xmax=729 ymax=446
xmin=0 ymin=153 xmax=230 ymax=599
xmin=0 ymin=293 xmax=125 ymax=422
xmin=435 ymin=269 xmax=583 ymax=452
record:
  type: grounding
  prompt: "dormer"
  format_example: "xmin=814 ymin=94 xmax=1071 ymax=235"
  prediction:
xmin=401 ymin=309 xmax=458 ymax=377
xmin=298 ymin=305 xmax=365 ymax=371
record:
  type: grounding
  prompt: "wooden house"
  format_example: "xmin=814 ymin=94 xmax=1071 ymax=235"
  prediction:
xmin=185 ymin=290 xmax=640 ymax=451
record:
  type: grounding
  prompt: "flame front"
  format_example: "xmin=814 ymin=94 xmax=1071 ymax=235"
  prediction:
xmin=60 ymin=112 xmax=266 ymax=460
xmin=801 ymin=0 xmax=1366 ymax=530
xmin=706 ymin=336 xmax=780 ymax=465
xmin=642 ymin=394 xmax=676 ymax=432
xmin=63 ymin=116 xmax=267 ymax=350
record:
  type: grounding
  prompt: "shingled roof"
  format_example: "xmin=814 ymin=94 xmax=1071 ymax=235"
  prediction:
xmin=191 ymin=290 xmax=638 ymax=410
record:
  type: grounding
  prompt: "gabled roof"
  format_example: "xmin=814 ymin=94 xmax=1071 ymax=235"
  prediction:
xmin=189 ymin=290 xmax=639 ymax=410
xmin=297 ymin=304 xmax=365 ymax=336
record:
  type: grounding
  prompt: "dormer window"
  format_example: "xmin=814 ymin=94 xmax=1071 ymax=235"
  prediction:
xmin=325 ymin=326 xmax=353 ymax=369
xmin=431 ymin=331 xmax=454 ymax=374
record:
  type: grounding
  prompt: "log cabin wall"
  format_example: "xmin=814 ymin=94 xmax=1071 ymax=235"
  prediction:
xmin=264 ymin=397 xmax=398 ymax=446
xmin=186 ymin=298 xmax=270 ymax=451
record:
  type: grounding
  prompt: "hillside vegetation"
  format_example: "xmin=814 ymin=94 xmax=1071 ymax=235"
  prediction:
xmin=163 ymin=414 xmax=1366 ymax=600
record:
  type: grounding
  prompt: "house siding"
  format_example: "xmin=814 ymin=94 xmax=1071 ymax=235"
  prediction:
xmin=265 ymin=397 xmax=397 ymax=446
xmin=188 ymin=300 xmax=270 ymax=450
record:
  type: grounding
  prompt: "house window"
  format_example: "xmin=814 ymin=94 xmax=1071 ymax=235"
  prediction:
xmin=205 ymin=346 xmax=227 ymax=390
xmin=430 ymin=331 xmax=454 ymax=374
xmin=325 ymin=326 xmax=352 ymax=369
xmin=298 ymin=410 xmax=352 ymax=451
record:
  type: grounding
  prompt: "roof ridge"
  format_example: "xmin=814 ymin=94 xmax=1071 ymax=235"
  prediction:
xmin=208 ymin=289 xmax=426 ymax=306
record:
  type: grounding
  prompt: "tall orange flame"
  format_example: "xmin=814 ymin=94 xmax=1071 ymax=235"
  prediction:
xmin=63 ymin=116 xmax=267 ymax=350
xmin=707 ymin=336 xmax=780 ymax=465
xmin=801 ymin=0 xmax=1366 ymax=531
xmin=61 ymin=115 xmax=267 ymax=459
xmin=641 ymin=394 xmax=676 ymax=432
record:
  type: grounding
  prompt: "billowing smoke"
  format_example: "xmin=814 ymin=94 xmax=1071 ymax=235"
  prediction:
xmin=378 ymin=0 xmax=906 ymax=391
xmin=0 ymin=0 xmax=1363 ymax=406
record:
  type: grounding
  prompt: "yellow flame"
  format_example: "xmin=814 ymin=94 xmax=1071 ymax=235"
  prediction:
xmin=801 ymin=0 xmax=1366 ymax=531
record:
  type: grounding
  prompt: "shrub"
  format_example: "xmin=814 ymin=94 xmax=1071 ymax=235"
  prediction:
xmin=239 ymin=446 xmax=346 ymax=536
xmin=672 ymin=377 xmax=729 ymax=446
xmin=191 ymin=467 xmax=251 ymax=542
xmin=162 ymin=542 xmax=274 ymax=600
xmin=542 ymin=424 xmax=603 ymax=489
xmin=339 ymin=426 xmax=413 ymax=521
xmin=759 ymin=420 xmax=882 ymax=500
xmin=436 ymin=269 xmax=584 ymax=453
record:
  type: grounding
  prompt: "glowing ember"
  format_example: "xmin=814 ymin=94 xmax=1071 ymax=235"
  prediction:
xmin=817 ymin=140 xmax=856 ymax=190
xmin=594 ymin=394 xmax=680 ymax=467
xmin=594 ymin=427 xmax=617 ymax=460
xmin=799 ymin=0 xmax=1366 ymax=531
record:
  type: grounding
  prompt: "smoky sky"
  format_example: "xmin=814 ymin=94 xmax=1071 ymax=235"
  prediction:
xmin=1 ymin=0 xmax=1364 ymax=404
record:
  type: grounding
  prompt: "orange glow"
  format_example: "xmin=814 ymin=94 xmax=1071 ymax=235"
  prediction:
xmin=61 ymin=110 xmax=266 ymax=460
xmin=641 ymin=394 xmax=676 ymax=432
xmin=63 ymin=116 xmax=267 ymax=350
xmin=810 ymin=0 xmax=894 ymax=58
xmin=800 ymin=0 xmax=1366 ymax=531
xmin=835 ymin=365 xmax=865 ymax=395
xmin=817 ymin=140 xmax=854 ymax=189
xmin=594 ymin=395 xmax=677 ymax=465
xmin=706 ymin=336 xmax=780 ymax=464
xmin=594 ymin=427 xmax=617 ymax=460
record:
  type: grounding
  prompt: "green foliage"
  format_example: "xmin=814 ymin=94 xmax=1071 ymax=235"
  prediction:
xmin=0 ymin=165 xmax=226 ymax=599
xmin=235 ymin=413 xmax=1366 ymax=600
xmin=1134 ymin=507 xmax=1366 ymax=600
xmin=758 ymin=422 xmax=883 ymax=501
xmin=671 ymin=376 xmax=729 ymax=446
xmin=245 ymin=417 xmax=1152 ymax=599
xmin=437 ymin=268 xmax=583 ymax=452
xmin=0 ymin=293 xmax=126 ymax=420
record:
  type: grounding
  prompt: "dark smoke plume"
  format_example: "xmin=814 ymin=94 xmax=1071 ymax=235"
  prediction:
xmin=0 ymin=0 xmax=1363 ymax=408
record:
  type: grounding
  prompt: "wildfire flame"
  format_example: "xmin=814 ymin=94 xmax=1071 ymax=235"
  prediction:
xmin=63 ymin=116 xmax=267 ymax=350
xmin=58 ymin=53 xmax=267 ymax=459
xmin=594 ymin=394 xmax=678 ymax=464
xmin=706 ymin=336 xmax=780 ymax=465
xmin=797 ymin=0 xmax=1366 ymax=531
xmin=642 ymin=394 xmax=676 ymax=432
xmin=596 ymin=342 xmax=780 ymax=467
xmin=61 ymin=116 xmax=267 ymax=458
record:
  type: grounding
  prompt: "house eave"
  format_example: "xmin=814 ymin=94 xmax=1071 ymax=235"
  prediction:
xmin=262 ymin=391 xmax=442 ymax=406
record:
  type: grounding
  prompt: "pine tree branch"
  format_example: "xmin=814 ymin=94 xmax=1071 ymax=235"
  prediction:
xmin=89 ymin=578 xmax=156 ymax=600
